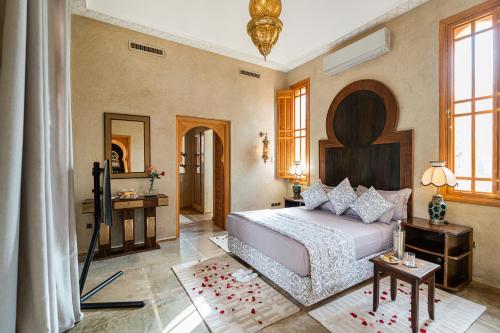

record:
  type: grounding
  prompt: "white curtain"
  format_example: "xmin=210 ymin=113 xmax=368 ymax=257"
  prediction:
xmin=0 ymin=0 xmax=82 ymax=332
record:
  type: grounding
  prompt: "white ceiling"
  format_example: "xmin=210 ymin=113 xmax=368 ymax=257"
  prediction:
xmin=74 ymin=0 xmax=428 ymax=72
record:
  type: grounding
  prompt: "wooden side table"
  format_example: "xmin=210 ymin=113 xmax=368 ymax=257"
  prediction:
xmin=370 ymin=255 xmax=440 ymax=333
xmin=284 ymin=197 xmax=304 ymax=208
xmin=404 ymin=217 xmax=473 ymax=291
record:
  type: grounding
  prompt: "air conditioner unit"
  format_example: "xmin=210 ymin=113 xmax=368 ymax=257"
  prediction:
xmin=323 ymin=28 xmax=391 ymax=76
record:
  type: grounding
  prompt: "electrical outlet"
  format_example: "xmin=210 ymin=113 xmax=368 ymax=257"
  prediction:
xmin=86 ymin=224 xmax=93 ymax=229
xmin=271 ymin=202 xmax=281 ymax=207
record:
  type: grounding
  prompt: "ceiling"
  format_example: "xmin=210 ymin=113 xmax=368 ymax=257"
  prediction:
xmin=73 ymin=0 xmax=429 ymax=72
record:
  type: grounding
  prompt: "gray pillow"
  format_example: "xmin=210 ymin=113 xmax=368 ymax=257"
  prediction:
xmin=350 ymin=187 xmax=395 ymax=224
xmin=318 ymin=185 xmax=335 ymax=213
xmin=327 ymin=178 xmax=358 ymax=215
xmin=357 ymin=185 xmax=412 ymax=220
xmin=301 ymin=181 xmax=329 ymax=210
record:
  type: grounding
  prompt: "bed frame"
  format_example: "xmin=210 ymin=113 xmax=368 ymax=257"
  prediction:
xmin=230 ymin=80 xmax=414 ymax=306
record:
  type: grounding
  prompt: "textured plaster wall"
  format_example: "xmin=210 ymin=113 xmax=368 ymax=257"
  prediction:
xmin=285 ymin=0 xmax=500 ymax=288
xmin=71 ymin=16 xmax=286 ymax=252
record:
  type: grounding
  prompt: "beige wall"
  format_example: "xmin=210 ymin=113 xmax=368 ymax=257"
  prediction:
xmin=286 ymin=0 xmax=500 ymax=288
xmin=71 ymin=16 xmax=286 ymax=252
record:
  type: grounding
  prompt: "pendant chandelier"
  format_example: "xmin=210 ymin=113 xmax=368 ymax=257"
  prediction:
xmin=247 ymin=0 xmax=283 ymax=60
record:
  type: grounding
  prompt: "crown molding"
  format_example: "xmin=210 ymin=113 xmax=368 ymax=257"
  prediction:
xmin=70 ymin=0 xmax=286 ymax=71
xmin=71 ymin=0 xmax=429 ymax=73
xmin=284 ymin=0 xmax=430 ymax=71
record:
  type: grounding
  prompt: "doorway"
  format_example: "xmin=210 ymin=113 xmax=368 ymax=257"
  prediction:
xmin=179 ymin=127 xmax=214 ymax=222
xmin=176 ymin=116 xmax=230 ymax=238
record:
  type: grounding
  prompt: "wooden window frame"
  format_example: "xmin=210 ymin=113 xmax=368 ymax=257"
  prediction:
xmin=276 ymin=78 xmax=310 ymax=184
xmin=290 ymin=78 xmax=310 ymax=185
xmin=439 ymin=0 xmax=500 ymax=207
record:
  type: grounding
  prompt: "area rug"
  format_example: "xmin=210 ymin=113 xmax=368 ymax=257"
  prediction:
xmin=180 ymin=214 xmax=195 ymax=225
xmin=309 ymin=277 xmax=486 ymax=333
xmin=172 ymin=255 xmax=299 ymax=333
xmin=209 ymin=234 xmax=230 ymax=253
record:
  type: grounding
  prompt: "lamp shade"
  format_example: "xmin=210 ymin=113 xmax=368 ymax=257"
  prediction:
xmin=420 ymin=161 xmax=457 ymax=187
xmin=289 ymin=161 xmax=304 ymax=177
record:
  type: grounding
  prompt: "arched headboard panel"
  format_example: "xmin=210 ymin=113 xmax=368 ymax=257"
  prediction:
xmin=319 ymin=79 xmax=414 ymax=217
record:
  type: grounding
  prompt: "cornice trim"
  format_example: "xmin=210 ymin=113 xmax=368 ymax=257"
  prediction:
xmin=71 ymin=0 xmax=430 ymax=73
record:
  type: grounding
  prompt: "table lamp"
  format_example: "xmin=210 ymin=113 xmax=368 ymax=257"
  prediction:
xmin=289 ymin=161 xmax=305 ymax=199
xmin=420 ymin=161 xmax=457 ymax=225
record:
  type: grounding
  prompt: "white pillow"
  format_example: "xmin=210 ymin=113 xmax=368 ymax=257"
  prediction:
xmin=349 ymin=187 xmax=395 ymax=224
xmin=357 ymin=185 xmax=412 ymax=220
xmin=326 ymin=178 xmax=358 ymax=215
xmin=301 ymin=180 xmax=329 ymax=210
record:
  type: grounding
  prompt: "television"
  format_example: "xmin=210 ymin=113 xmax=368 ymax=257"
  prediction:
xmin=102 ymin=159 xmax=113 ymax=226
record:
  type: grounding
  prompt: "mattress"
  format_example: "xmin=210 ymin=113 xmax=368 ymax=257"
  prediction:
xmin=227 ymin=207 xmax=394 ymax=277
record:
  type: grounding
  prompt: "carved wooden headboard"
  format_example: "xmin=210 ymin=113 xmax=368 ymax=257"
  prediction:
xmin=319 ymin=80 xmax=414 ymax=217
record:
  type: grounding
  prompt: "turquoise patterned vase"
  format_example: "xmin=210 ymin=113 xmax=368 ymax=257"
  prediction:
xmin=428 ymin=194 xmax=447 ymax=225
xmin=293 ymin=182 xmax=301 ymax=199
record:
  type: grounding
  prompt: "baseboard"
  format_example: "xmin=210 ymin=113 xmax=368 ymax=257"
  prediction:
xmin=470 ymin=279 xmax=500 ymax=294
xmin=157 ymin=236 xmax=177 ymax=243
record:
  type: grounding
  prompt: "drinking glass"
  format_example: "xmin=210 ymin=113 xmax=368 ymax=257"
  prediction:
xmin=404 ymin=252 xmax=416 ymax=267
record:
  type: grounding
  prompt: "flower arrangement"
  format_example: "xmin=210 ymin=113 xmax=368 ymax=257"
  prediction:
xmin=147 ymin=167 xmax=165 ymax=195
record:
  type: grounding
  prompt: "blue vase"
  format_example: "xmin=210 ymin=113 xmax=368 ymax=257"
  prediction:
xmin=428 ymin=195 xmax=447 ymax=225
xmin=293 ymin=182 xmax=301 ymax=199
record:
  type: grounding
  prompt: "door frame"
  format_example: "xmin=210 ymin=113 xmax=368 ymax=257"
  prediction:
xmin=176 ymin=115 xmax=231 ymax=238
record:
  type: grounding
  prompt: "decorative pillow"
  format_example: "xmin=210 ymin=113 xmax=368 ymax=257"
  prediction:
xmin=326 ymin=178 xmax=358 ymax=215
xmin=301 ymin=181 xmax=329 ymax=210
xmin=318 ymin=185 xmax=336 ymax=213
xmin=350 ymin=187 xmax=395 ymax=224
xmin=357 ymin=186 xmax=412 ymax=220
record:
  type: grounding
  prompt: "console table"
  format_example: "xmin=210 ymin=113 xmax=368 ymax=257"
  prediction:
xmin=82 ymin=194 xmax=168 ymax=258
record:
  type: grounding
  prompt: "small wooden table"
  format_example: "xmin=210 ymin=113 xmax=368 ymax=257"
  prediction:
xmin=370 ymin=255 xmax=440 ymax=333
xmin=284 ymin=197 xmax=305 ymax=208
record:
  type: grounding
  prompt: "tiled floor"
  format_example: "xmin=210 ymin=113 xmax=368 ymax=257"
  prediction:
xmin=72 ymin=219 xmax=500 ymax=332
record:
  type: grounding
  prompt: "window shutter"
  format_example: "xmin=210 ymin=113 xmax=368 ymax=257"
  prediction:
xmin=276 ymin=90 xmax=295 ymax=179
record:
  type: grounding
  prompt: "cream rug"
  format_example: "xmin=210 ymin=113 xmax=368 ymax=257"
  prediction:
xmin=172 ymin=255 xmax=299 ymax=333
xmin=209 ymin=234 xmax=230 ymax=253
xmin=309 ymin=277 xmax=486 ymax=333
xmin=180 ymin=214 xmax=194 ymax=225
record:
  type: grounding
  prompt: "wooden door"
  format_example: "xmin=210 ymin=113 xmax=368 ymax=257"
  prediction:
xmin=192 ymin=130 xmax=204 ymax=212
xmin=213 ymin=134 xmax=224 ymax=229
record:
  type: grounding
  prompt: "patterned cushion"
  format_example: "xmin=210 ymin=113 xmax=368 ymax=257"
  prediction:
xmin=301 ymin=181 xmax=329 ymax=210
xmin=349 ymin=187 xmax=395 ymax=224
xmin=326 ymin=178 xmax=358 ymax=215
xmin=357 ymin=186 xmax=412 ymax=220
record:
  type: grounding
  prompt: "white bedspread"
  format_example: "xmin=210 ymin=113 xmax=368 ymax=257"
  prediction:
xmin=233 ymin=210 xmax=357 ymax=295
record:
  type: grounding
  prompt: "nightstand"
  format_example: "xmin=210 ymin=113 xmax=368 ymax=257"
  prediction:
xmin=403 ymin=217 xmax=473 ymax=291
xmin=284 ymin=197 xmax=304 ymax=208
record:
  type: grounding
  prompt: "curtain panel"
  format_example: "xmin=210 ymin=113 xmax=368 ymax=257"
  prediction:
xmin=0 ymin=0 xmax=82 ymax=331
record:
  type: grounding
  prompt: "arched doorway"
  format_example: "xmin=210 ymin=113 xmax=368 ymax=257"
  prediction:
xmin=176 ymin=116 xmax=230 ymax=238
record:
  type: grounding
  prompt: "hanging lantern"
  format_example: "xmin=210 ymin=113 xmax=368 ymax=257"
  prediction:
xmin=247 ymin=0 xmax=283 ymax=60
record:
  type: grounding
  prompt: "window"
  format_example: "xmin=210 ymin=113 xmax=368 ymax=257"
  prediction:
xmin=440 ymin=1 xmax=499 ymax=206
xmin=276 ymin=79 xmax=310 ymax=183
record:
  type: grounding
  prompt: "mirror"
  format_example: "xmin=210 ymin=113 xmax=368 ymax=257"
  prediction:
xmin=104 ymin=113 xmax=151 ymax=178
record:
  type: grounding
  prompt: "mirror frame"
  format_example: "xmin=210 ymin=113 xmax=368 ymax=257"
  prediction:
xmin=104 ymin=113 xmax=151 ymax=179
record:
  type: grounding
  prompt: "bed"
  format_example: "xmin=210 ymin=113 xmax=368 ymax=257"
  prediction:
xmin=228 ymin=80 xmax=414 ymax=306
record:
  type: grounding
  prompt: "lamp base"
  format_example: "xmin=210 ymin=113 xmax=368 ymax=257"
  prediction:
xmin=293 ymin=182 xmax=301 ymax=199
xmin=428 ymin=194 xmax=447 ymax=225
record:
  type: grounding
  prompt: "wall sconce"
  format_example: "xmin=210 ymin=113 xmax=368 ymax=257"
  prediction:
xmin=259 ymin=131 xmax=269 ymax=163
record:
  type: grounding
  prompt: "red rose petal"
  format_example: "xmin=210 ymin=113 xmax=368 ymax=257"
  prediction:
xmin=220 ymin=310 xmax=224 ymax=315
xmin=350 ymin=313 xmax=357 ymax=318
xmin=251 ymin=308 xmax=256 ymax=314
xmin=361 ymin=321 xmax=368 ymax=326
xmin=368 ymin=311 xmax=375 ymax=316
xmin=258 ymin=320 xmax=262 ymax=325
